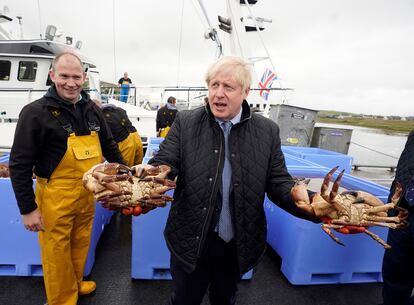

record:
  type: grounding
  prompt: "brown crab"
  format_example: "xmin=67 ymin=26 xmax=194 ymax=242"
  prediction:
xmin=83 ymin=163 xmax=175 ymax=212
xmin=0 ymin=163 xmax=9 ymax=178
xmin=291 ymin=166 xmax=408 ymax=249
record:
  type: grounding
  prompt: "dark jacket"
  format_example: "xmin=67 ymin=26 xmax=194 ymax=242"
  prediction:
xmin=149 ymin=101 xmax=316 ymax=275
xmin=101 ymin=104 xmax=137 ymax=143
xmin=9 ymin=85 xmax=124 ymax=215
xmin=388 ymin=129 xmax=414 ymax=207
xmin=156 ymin=104 xmax=178 ymax=131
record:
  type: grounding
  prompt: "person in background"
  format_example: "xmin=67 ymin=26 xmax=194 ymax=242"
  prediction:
xmin=9 ymin=52 xmax=125 ymax=305
xmin=156 ymin=96 xmax=178 ymax=138
xmin=381 ymin=129 xmax=414 ymax=305
xmin=118 ymin=72 xmax=132 ymax=103
xmin=133 ymin=56 xmax=318 ymax=305
xmin=94 ymin=99 xmax=143 ymax=167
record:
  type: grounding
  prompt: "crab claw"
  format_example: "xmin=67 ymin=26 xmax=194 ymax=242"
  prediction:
xmin=131 ymin=164 xmax=171 ymax=179
xmin=291 ymin=178 xmax=317 ymax=217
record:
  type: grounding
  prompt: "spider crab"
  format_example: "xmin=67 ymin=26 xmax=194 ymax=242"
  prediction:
xmin=291 ymin=166 xmax=408 ymax=249
xmin=83 ymin=163 xmax=175 ymax=214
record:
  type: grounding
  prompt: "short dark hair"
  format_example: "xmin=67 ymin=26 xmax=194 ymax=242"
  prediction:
xmin=51 ymin=52 xmax=83 ymax=72
xmin=167 ymin=96 xmax=176 ymax=104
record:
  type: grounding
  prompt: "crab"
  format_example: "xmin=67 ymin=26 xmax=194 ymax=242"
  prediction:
xmin=0 ymin=163 xmax=9 ymax=177
xmin=290 ymin=166 xmax=409 ymax=249
xmin=83 ymin=162 xmax=175 ymax=211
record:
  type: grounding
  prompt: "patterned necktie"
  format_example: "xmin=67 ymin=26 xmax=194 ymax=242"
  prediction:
xmin=405 ymin=176 xmax=414 ymax=207
xmin=218 ymin=121 xmax=234 ymax=242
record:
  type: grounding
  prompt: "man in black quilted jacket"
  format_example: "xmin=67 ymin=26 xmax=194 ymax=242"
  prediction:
xmin=135 ymin=56 xmax=318 ymax=305
xmin=381 ymin=129 xmax=414 ymax=305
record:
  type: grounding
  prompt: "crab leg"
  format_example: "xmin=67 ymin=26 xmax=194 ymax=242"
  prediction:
xmin=321 ymin=224 xmax=345 ymax=246
xmin=363 ymin=214 xmax=406 ymax=224
xmin=331 ymin=218 xmax=406 ymax=229
xmin=363 ymin=229 xmax=391 ymax=249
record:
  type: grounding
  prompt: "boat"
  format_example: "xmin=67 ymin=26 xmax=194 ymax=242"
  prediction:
xmin=0 ymin=11 xmax=157 ymax=150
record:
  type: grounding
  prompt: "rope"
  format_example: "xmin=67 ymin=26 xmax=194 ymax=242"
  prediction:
xmin=351 ymin=141 xmax=399 ymax=159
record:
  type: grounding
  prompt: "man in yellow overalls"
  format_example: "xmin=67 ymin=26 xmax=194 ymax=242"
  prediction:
xmin=98 ymin=102 xmax=144 ymax=167
xmin=156 ymin=96 xmax=178 ymax=138
xmin=9 ymin=52 xmax=125 ymax=305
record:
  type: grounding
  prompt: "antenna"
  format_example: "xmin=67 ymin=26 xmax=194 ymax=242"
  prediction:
xmin=16 ymin=16 xmax=23 ymax=39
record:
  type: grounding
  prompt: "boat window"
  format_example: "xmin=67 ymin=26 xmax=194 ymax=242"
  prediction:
xmin=18 ymin=61 xmax=38 ymax=82
xmin=0 ymin=60 xmax=11 ymax=81
xmin=46 ymin=63 xmax=53 ymax=86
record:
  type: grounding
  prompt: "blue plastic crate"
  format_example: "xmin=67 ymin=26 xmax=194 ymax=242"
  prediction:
xmin=282 ymin=146 xmax=353 ymax=173
xmin=265 ymin=167 xmax=390 ymax=285
xmin=148 ymin=137 xmax=164 ymax=145
xmin=0 ymin=153 xmax=10 ymax=164
xmin=84 ymin=204 xmax=114 ymax=275
xmin=0 ymin=178 xmax=112 ymax=277
xmin=131 ymin=189 xmax=253 ymax=280
xmin=145 ymin=144 xmax=160 ymax=159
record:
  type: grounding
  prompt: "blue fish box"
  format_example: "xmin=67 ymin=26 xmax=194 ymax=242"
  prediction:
xmin=282 ymin=146 xmax=353 ymax=173
xmin=265 ymin=166 xmax=390 ymax=285
xmin=0 ymin=178 xmax=112 ymax=277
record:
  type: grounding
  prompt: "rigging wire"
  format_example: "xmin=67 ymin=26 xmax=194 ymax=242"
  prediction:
xmin=351 ymin=141 xmax=399 ymax=159
xmin=176 ymin=0 xmax=185 ymax=87
xmin=112 ymin=0 xmax=117 ymax=82
xmin=190 ymin=0 xmax=208 ymax=29
xmin=244 ymin=2 xmax=289 ymax=108
xmin=37 ymin=0 xmax=42 ymax=38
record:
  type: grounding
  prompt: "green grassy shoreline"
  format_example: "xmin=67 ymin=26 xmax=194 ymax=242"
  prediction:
xmin=317 ymin=117 xmax=414 ymax=134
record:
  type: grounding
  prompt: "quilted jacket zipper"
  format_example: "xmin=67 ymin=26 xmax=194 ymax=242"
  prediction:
xmin=196 ymin=124 xmax=224 ymax=257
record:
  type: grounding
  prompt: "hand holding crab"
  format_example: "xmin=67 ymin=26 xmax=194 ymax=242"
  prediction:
xmin=290 ymin=166 xmax=408 ymax=249
xmin=83 ymin=163 xmax=176 ymax=215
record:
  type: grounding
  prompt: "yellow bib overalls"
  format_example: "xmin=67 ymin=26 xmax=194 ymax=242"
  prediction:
xmin=36 ymin=131 xmax=102 ymax=305
xmin=117 ymin=131 xmax=143 ymax=167
xmin=159 ymin=126 xmax=171 ymax=138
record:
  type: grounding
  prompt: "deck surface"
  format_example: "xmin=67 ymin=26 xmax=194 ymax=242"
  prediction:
xmin=0 ymin=213 xmax=384 ymax=305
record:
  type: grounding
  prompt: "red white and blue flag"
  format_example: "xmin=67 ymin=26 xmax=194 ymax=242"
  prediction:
xmin=258 ymin=68 xmax=277 ymax=101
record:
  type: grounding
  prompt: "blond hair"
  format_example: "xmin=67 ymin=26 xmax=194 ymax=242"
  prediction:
xmin=205 ymin=56 xmax=251 ymax=91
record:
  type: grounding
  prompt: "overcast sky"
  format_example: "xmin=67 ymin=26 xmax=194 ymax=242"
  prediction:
xmin=5 ymin=0 xmax=414 ymax=116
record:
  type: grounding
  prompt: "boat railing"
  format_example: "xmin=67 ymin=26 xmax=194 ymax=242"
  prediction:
xmin=101 ymin=86 xmax=137 ymax=106
xmin=98 ymin=85 xmax=293 ymax=112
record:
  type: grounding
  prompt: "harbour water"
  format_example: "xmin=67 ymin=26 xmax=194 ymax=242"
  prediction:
xmin=317 ymin=123 xmax=409 ymax=187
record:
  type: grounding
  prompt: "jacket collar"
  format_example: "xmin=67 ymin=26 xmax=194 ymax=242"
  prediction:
xmin=43 ymin=84 xmax=89 ymax=108
xmin=205 ymin=100 xmax=252 ymax=124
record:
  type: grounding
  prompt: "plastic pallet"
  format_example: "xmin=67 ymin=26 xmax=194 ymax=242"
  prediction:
xmin=265 ymin=167 xmax=390 ymax=285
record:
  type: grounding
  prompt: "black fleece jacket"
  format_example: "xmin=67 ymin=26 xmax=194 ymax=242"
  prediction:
xmin=389 ymin=129 xmax=414 ymax=207
xmin=9 ymin=85 xmax=124 ymax=215
xmin=101 ymin=104 xmax=137 ymax=143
